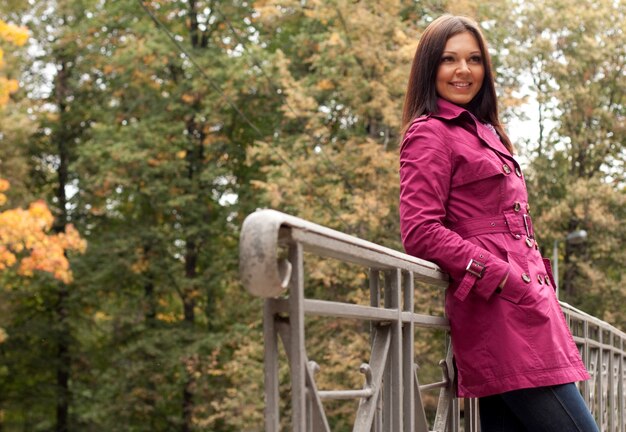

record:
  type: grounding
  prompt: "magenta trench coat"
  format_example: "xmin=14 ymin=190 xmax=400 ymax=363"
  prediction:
xmin=399 ymin=98 xmax=589 ymax=398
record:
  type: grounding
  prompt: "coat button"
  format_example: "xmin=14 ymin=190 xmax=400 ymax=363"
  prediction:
xmin=503 ymin=164 xmax=511 ymax=174
xmin=537 ymin=275 xmax=544 ymax=285
xmin=514 ymin=202 xmax=521 ymax=212
xmin=515 ymin=167 xmax=523 ymax=177
xmin=545 ymin=276 xmax=551 ymax=286
xmin=521 ymin=273 xmax=531 ymax=283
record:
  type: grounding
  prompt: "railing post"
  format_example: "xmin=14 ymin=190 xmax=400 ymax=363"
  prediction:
xmin=608 ymin=332 xmax=615 ymax=432
xmin=600 ymin=329 xmax=606 ymax=430
xmin=618 ymin=336 xmax=626 ymax=431
xmin=402 ymin=271 xmax=415 ymax=432
xmin=288 ymin=242 xmax=306 ymax=431
xmin=390 ymin=269 xmax=403 ymax=432
xmin=263 ymin=300 xmax=280 ymax=431
xmin=580 ymin=319 xmax=587 ymax=420
xmin=369 ymin=269 xmax=383 ymax=432
xmin=382 ymin=270 xmax=399 ymax=431
xmin=464 ymin=398 xmax=480 ymax=432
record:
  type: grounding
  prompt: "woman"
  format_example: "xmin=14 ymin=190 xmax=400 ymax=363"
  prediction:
xmin=399 ymin=15 xmax=599 ymax=431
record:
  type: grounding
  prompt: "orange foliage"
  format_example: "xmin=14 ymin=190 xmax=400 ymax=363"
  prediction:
xmin=0 ymin=180 xmax=87 ymax=283
xmin=0 ymin=20 xmax=29 ymax=47
xmin=0 ymin=77 xmax=19 ymax=105
xmin=0 ymin=19 xmax=29 ymax=106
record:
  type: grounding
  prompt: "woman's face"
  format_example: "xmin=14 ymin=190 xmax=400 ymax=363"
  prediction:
xmin=436 ymin=31 xmax=485 ymax=106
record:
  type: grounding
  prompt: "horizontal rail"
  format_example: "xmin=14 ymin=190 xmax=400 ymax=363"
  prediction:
xmin=269 ymin=298 xmax=450 ymax=329
xmin=239 ymin=209 xmax=447 ymax=298
xmin=560 ymin=301 xmax=626 ymax=340
xmin=317 ymin=389 xmax=374 ymax=400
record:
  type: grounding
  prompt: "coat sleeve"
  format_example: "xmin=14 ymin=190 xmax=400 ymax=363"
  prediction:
xmin=399 ymin=120 xmax=510 ymax=301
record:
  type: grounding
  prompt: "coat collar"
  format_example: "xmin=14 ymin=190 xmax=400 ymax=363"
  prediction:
xmin=432 ymin=98 xmax=470 ymax=121
xmin=431 ymin=98 xmax=513 ymax=158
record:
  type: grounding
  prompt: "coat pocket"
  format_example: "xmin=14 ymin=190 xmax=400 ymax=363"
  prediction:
xmin=498 ymin=251 xmax=531 ymax=304
xmin=451 ymin=157 xmax=504 ymax=188
xmin=451 ymin=157 xmax=505 ymax=211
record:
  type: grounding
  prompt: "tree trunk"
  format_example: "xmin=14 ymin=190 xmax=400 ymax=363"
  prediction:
xmin=55 ymin=290 xmax=70 ymax=432
xmin=144 ymin=244 xmax=157 ymax=326
xmin=54 ymin=56 xmax=71 ymax=432
xmin=144 ymin=266 xmax=158 ymax=431
xmin=180 ymin=5 xmax=208 ymax=428
xmin=182 ymin=239 xmax=197 ymax=432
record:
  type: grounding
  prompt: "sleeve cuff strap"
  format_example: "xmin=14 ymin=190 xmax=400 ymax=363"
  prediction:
xmin=454 ymin=252 xmax=509 ymax=302
xmin=454 ymin=271 xmax=478 ymax=301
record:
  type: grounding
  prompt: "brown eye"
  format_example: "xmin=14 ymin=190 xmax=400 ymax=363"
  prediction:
xmin=441 ymin=56 xmax=454 ymax=63
xmin=470 ymin=55 xmax=482 ymax=63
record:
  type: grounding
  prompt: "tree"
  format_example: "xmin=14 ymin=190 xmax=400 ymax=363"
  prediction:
xmin=504 ymin=0 xmax=626 ymax=318
xmin=0 ymin=15 xmax=85 ymax=331
xmin=0 ymin=12 xmax=88 ymax=430
xmin=61 ymin=1 xmax=266 ymax=429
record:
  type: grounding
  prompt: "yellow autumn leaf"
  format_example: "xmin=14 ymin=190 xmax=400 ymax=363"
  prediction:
xmin=0 ymin=179 xmax=8 ymax=205
xmin=156 ymin=312 xmax=182 ymax=323
xmin=6 ymin=79 xmax=18 ymax=93
xmin=130 ymin=258 xmax=149 ymax=274
xmin=317 ymin=79 xmax=334 ymax=91
xmin=27 ymin=200 xmax=54 ymax=230
xmin=327 ymin=32 xmax=343 ymax=46
xmin=181 ymin=93 xmax=195 ymax=104
xmin=0 ymin=77 xmax=19 ymax=105
xmin=0 ymin=246 xmax=17 ymax=269
xmin=0 ymin=20 xmax=29 ymax=46
xmin=202 ymin=134 xmax=220 ymax=146
xmin=94 ymin=311 xmax=111 ymax=321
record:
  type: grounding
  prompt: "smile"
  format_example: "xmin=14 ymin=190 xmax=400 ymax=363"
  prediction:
xmin=450 ymin=82 xmax=471 ymax=88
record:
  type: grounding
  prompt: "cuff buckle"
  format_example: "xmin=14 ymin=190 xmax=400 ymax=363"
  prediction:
xmin=466 ymin=259 xmax=486 ymax=279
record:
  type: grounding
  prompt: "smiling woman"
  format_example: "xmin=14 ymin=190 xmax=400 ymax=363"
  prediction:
xmin=435 ymin=32 xmax=484 ymax=106
xmin=398 ymin=14 xmax=599 ymax=432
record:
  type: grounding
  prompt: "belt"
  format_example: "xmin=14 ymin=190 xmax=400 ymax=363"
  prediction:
xmin=451 ymin=212 xmax=534 ymax=240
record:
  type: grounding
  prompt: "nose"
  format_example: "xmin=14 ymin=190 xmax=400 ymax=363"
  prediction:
xmin=456 ymin=60 xmax=470 ymax=74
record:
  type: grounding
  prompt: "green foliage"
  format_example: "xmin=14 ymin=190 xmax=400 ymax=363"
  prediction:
xmin=505 ymin=0 xmax=626 ymax=320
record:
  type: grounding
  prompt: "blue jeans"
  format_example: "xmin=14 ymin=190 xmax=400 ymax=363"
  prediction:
xmin=479 ymin=383 xmax=599 ymax=431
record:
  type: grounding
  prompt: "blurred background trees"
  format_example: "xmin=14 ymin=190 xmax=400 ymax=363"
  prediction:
xmin=0 ymin=0 xmax=623 ymax=430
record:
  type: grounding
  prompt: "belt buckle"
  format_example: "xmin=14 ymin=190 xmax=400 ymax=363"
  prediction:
xmin=466 ymin=259 xmax=485 ymax=279
xmin=523 ymin=214 xmax=533 ymax=239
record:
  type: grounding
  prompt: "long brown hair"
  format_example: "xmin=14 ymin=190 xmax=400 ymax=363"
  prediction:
xmin=401 ymin=15 xmax=513 ymax=153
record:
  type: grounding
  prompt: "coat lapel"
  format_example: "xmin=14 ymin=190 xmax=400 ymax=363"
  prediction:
xmin=473 ymin=122 xmax=514 ymax=160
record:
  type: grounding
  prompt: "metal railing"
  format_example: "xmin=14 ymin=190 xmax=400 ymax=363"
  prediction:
xmin=239 ymin=209 xmax=626 ymax=431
